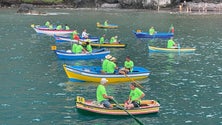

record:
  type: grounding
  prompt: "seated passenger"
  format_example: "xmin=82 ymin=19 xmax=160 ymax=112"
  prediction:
xmin=96 ymin=78 xmax=114 ymax=108
xmin=106 ymin=57 xmax=118 ymax=74
xmin=109 ymin=36 xmax=119 ymax=44
xmin=119 ymin=56 xmax=134 ymax=74
xmin=124 ymin=82 xmax=145 ymax=109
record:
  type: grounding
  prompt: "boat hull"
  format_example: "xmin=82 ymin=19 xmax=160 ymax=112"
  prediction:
xmin=76 ymin=96 xmax=160 ymax=116
xmin=54 ymin=35 xmax=126 ymax=48
xmin=97 ymin=23 xmax=118 ymax=29
xmin=33 ymin=27 xmax=74 ymax=36
xmin=149 ymin=46 xmax=196 ymax=53
xmin=90 ymin=43 xmax=127 ymax=48
xmin=63 ymin=65 xmax=150 ymax=83
xmin=132 ymin=30 xmax=174 ymax=39
xmin=54 ymin=35 xmax=99 ymax=43
xmin=55 ymin=48 xmax=110 ymax=60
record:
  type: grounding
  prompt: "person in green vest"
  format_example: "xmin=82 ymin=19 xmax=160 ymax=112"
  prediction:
xmin=101 ymin=54 xmax=112 ymax=74
xmin=72 ymin=30 xmax=79 ymax=40
xmin=109 ymin=36 xmax=119 ymax=44
xmin=169 ymin=24 xmax=174 ymax=33
xmin=99 ymin=34 xmax=106 ymax=44
xmin=75 ymin=42 xmax=87 ymax=54
xmin=85 ymin=41 xmax=92 ymax=53
xmin=96 ymin=78 xmax=114 ymax=108
xmin=56 ymin=24 xmax=62 ymax=30
xmin=167 ymin=37 xmax=177 ymax=48
xmin=71 ymin=43 xmax=78 ymax=53
xmin=48 ymin=24 xmax=53 ymax=29
xmin=65 ymin=24 xmax=70 ymax=30
xmin=124 ymin=82 xmax=145 ymax=109
xmin=72 ymin=30 xmax=78 ymax=35
xmin=45 ymin=21 xmax=50 ymax=27
xmin=104 ymin=20 xmax=108 ymax=26
xmin=119 ymin=56 xmax=134 ymax=74
xmin=106 ymin=57 xmax=118 ymax=74
xmin=149 ymin=26 xmax=156 ymax=35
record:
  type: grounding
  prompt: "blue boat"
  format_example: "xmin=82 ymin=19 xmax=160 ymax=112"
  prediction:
xmin=54 ymin=48 xmax=110 ymax=60
xmin=54 ymin=35 xmax=99 ymax=43
xmin=132 ymin=30 xmax=174 ymax=39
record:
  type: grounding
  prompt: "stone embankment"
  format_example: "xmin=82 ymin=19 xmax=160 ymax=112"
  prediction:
xmin=176 ymin=2 xmax=222 ymax=13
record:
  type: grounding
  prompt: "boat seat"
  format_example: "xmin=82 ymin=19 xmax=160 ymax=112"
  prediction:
xmin=91 ymin=101 xmax=103 ymax=107
xmin=140 ymin=100 xmax=154 ymax=106
xmin=66 ymin=50 xmax=72 ymax=53
xmin=82 ymin=69 xmax=97 ymax=74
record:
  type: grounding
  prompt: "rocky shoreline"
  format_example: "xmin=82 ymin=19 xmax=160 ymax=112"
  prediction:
xmin=1 ymin=1 xmax=222 ymax=14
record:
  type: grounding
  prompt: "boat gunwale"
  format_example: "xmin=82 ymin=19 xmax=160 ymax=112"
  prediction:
xmin=64 ymin=65 xmax=150 ymax=78
xmin=55 ymin=49 xmax=110 ymax=56
xmin=149 ymin=46 xmax=196 ymax=53
xmin=76 ymin=101 xmax=160 ymax=115
xmin=34 ymin=27 xmax=74 ymax=32
xmin=132 ymin=30 xmax=174 ymax=39
xmin=97 ymin=23 xmax=118 ymax=28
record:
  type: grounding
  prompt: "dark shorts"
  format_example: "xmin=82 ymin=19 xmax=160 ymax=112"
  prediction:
xmin=132 ymin=101 xmax=140 ymax=107
xmin=100 ymin=100 xmax=111 ymax=108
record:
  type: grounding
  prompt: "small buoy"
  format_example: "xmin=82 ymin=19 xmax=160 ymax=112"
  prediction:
xmin=51 ymin=46 xmax=57 ymax=50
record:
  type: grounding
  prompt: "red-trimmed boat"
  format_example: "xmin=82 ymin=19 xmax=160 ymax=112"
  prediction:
xmin=31 ymin=24 xmax=74 ymax=36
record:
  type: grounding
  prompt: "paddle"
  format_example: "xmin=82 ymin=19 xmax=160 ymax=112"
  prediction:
xmin=178 ymin=43 xmax=181 ymax=55
xmin=124 ymin=73 xmax=143 ymax=89
xmin=112 ymin=99 xmax=144 ymax=125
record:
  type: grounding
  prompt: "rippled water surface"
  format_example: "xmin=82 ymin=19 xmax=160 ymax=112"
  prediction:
xmin=0 ymin=8 xmax=222 ymax=125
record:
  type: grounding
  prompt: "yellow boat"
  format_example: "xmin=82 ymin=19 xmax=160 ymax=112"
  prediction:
xmin=90 ymin=43 xmax=127 ymax=48
xmin=96 ymin=22 xmax=118 ymax=29
xmin=76 ymin=96 xmax=160 ymax=115
xmin=149 ymin=46 xmax=196 ymax=53
xmin=63 ymin=64 xmax=150 ymax=83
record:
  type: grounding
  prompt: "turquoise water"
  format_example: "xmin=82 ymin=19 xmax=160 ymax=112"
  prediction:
xmin=0 ymin=8 xmax=222 ymax=125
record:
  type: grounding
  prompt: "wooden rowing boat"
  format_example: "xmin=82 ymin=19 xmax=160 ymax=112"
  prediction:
xmin=76 ymin=96 xmax=160 ymax=115
xmin=54 ymin=35 xmax=126 ymax=48
xmin=53 ymin=48 xmax=110 ymax=60
xmin=31 ymin=24 xmax=74 ymax=36
xmin=89 ymin=43 xmax=127 ymax=48
xmin=54 ymin=35 xmax=99 ymax=43
xmin=132 ymin=30 xmax=174 ymax=39
xmin=148 ymin=46 xmax=196 ymax=53
xmin=63 ymin=65 xmax=150 ymax=83
xmin=96 ymin=22 xmax=118 ymax=29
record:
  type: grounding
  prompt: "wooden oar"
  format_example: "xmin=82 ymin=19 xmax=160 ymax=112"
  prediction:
xmin=112 ymin=99 xmax=144 ymax=125
xmin=124 ymin=73 xmax=143 ymax=89
xmin=178 ymin=43 xmax=180 ymax=55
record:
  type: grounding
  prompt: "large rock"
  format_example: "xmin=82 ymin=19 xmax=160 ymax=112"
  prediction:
xmin=118 ymin=0 xmax=171 ymax=9
xmin=186 ymin=2 xmax=222 ymax=11
xmin=118 ymin=0 xmax=143 ymax=8
xmin=101 ymin=3 xmax=120 ymax=8
xmin=17 ymin=3 xmax=33 ymax=13
xmin=103 ymin=0 xmax=118 ymax=3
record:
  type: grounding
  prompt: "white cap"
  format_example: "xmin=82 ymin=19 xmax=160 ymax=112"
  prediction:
xmin=110 ymin=57 xmax=116 ymax=61
xmin=105 ymin=55 xmax=112 ymax=59
xmin=100 ymin=78 xmax=108 ymax=84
